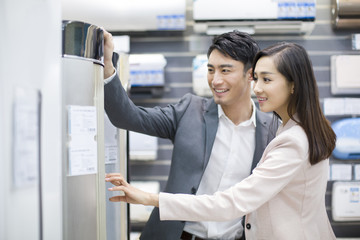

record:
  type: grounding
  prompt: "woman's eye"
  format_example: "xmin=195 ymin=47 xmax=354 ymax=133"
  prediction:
xmin=264 ymin=78 xmax=271 ymax=82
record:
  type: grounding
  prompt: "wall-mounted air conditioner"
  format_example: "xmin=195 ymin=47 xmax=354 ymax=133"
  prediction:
xmin=193 ymin=0 xmax=316 ymax=35
xmin=62 ymin=0 xmax=186 ymax=32
xmin=331 ymin=0 xmax=360 ymax=29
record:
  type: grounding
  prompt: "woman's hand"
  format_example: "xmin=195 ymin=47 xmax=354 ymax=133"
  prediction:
xmin=105 ymin=173 xmax=159 ymax=207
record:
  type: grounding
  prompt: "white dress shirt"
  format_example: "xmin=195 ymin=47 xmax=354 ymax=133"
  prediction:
xmin=183 ymin=102 xmax=256 ymax=240
xmin=104 ymin=69 xmax=116 ymax=84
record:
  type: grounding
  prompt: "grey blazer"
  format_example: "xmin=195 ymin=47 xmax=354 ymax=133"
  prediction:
xmin=104 ymin=74 xmax=277 ymax=240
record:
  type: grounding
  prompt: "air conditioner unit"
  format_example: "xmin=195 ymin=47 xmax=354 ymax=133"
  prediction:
xmin=193 ymin=0 xmax=316 ymax=35
xmin=332 ymin=181 xmax=360 ymax=222
xmin=62 ymin=0 xmax=186 ymax=32
xmin=331 ymin=0 xmax=360 ymax=29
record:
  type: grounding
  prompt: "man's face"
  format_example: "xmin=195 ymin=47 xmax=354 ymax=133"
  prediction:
xmin=207 ymin=49 xmax=252 ymax=109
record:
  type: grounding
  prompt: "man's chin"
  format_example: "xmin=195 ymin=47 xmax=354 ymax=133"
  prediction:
xmin=213 ymin=98 xmax=224 ymax=105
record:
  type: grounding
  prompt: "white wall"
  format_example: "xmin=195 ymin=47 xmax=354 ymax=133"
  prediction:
xmin=0 ymin=3 xmax=5 ymax=239
xmin=0 ymin=0 xmax=62 ymax=239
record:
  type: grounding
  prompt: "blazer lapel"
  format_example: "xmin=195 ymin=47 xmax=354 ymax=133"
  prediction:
xmin=251 ymin=110 xmax=274 ymax=171
xmin=203 ymin=99 xmax=218 ymax=170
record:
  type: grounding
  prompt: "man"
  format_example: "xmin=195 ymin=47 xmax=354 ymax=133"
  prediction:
xmin=103 ymin=30 xmax=276 ymax=240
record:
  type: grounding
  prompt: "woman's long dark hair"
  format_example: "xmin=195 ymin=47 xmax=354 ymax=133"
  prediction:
xmin=252 ymin=42 xmax=336 ymax=165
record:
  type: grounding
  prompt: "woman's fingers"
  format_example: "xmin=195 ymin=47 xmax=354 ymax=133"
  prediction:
xmin=105 ymin=173 xmax=121 ymax=177
xmin=108 ymin=185 xmax=126 ymax=191
xmin=109 ymin=196 xmax=127 ymax=202
xmin=105 ymin=174 xmax=128 ymax=186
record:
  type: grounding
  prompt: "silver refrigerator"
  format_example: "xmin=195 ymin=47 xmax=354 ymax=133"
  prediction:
xmin=61 ymin=20 xmax=128 ymax=240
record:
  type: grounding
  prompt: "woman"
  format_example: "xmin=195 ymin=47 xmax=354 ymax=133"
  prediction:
xmin=106 ymin=42 xmax=337 ymax=240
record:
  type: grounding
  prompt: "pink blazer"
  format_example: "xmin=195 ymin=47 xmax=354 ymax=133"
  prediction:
xmin=159 ymin=118 xmax=336 ymax=240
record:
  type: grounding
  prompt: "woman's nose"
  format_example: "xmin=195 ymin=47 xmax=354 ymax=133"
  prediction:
xmin=253 ymin=81 xmax=262 ymax=94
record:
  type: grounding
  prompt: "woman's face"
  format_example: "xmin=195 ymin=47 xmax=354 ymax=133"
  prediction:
xmin=253 ymin=56 xmax=294 ymax=122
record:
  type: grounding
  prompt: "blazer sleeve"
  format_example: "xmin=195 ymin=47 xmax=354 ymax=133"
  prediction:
xmin=104 ymin=74 xmax=192 ymax=140
xmin=159 ymin=126 xmax=309 ymax=222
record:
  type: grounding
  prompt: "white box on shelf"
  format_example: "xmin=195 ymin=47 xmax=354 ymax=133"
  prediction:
xmin=332 ymin=181 xmax=360 ymax=222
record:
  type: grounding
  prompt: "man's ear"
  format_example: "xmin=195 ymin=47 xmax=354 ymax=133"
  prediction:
xmin=246 ymin=68 xmax=253 ymax=81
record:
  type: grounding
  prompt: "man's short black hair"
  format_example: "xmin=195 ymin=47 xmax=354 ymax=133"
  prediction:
xmin=207 ymin=31 xmax=259 ymax=72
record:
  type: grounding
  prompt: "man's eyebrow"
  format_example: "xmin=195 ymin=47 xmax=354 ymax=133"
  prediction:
xmin=207 ymin=63 xmax=234 ymax=68
xmin=220 ymin=64 xmax=234 ymax=68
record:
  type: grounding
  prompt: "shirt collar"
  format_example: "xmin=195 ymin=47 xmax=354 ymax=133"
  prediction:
xmin=217 ymin=99 xmax=257 ymax=127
